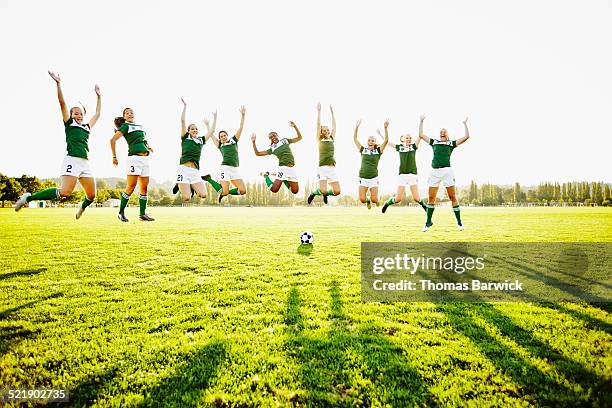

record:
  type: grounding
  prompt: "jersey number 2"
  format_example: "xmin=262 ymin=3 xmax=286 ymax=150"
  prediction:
xmin=66 ymin=164 xmax=72 ymax=173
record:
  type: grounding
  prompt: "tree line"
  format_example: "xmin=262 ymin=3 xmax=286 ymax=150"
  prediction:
xmin=1 ymin=173 xmax=610 ymax=207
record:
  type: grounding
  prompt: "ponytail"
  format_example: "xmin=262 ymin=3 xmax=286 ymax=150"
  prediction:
xmin=114 ymin=117 xmax=126 ymax=130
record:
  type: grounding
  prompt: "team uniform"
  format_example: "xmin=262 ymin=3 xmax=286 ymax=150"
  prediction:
xmin=116 ymin=122 xmax=153 ymax=221
xmin=177 ymin=133 xmax=205 ymax=185
xmin=359 ymin=146 xmax=382 ymax=188
xmin=423 ymin=139 xmax=463 ymax=231
xmin=317 ymin=138 xmax=338 ymax=182
xmin=218 ymin=136 xmax=241 ymax=181
xmin=266 ymin=138 xmax=298 ymax=181
xmin=427 ymin=139 xmax=457 ymax=187
xmin=15 ymin=118 xmax=96 ymax=215
xmin=396 ymin=143 xmax=418 ymax=186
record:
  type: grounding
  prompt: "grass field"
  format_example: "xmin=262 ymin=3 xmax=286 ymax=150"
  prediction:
xmin=1 ymin=206 xmax=611 ymax=407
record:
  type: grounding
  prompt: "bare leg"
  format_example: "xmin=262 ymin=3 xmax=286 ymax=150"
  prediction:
xmin=179 ymin=184 xmax=192 ymax=201
xmin=59 ymin=175 xmax=78 ymax=198
xmin=370 ymin=187 xmax=379 ymax=204
xmin=231 ymin=179 xmax=247 ymax=195
xmin=359 ymin=186 xmax=368 ymax=203
xmin=192 ymin=182 xmax=208 ymax=198
xmin=329 ymin=181 xmax=341 ymax=196
xmin=78 ymin=177 xmax=96 ymax=201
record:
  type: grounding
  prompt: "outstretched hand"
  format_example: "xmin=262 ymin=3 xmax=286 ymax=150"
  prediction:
xmin=384 ymin=118 xmax=390 ymax=129
xmin=419 ymin=114 xmax=426 ymax=122
xmin=112 ymin=158 xmax=118 ymax=167
xmin=94 ymin=84 xmax=101 ymax=97
xmin=316 ymin=102 xmax=321 ymax=112
xmin=355 ymin=119 xmax=362 ymax=128
xmin=251 ymin=133 xmax=257 ymax=142
xmin=462 ymin=117 xmax=469 ymax=125
xmin=239 ymin=105 xmax=246 ymax=115
xmin=288 ymin=121 xmax=297 ymax=128
xmin=181 ymin=97 xmax=186 ymax=106
xmin=48 ymin=71 xmax=60 ymax=83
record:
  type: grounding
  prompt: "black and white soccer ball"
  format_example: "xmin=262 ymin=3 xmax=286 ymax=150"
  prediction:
xmin=300 ymin=231 xmax=314 ymax=245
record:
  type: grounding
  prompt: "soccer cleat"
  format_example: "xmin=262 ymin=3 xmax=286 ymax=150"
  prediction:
xmin=307 ymin=193 xmax=315 ymax=205
xmin=422 ymin=222 xmax=433 ymax=232
xmin=259 ymin=171 xmax=270 ymax=177
xmin=366 ymin=200 xmax=372 ymax=210
xmin=75 ymin=205 xmax=85 ymax=220
xmin=139 ymin=214 xmax=155 ymax=221
xmin=382 ymin=202 xmax=390 ymax=213
xmin=172 ymin=184 xmax=179 ymax=194
xmin=201 ymin=174 xmax=212 ymax=181
xmin=323 ymin=194 xmax=328 ymax=205
xmin=457 ymin=224 xmax=464 ymax=231
xmin=117 ymin=213 xmax=129 ymax=222
xmin=14 ymin=192 xmax=31 ymax=212
xmin=218 ymin=194 xmax=224 ymax=203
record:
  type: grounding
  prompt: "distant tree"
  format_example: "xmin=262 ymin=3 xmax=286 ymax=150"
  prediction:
xmin=116 ymin=180 xmax=127 ymax=190
xmin=0 ymin=175 xmax=22 ymax=207
xmin=96 ymin=179 xmax=109 ymax=190
xmin=95 ymin=189 xmax=111 ymax=204
xmin=16 ymin=174 xmax=42 ymax=194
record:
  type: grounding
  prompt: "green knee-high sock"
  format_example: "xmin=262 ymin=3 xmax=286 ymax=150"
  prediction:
xmin=418 ymin=199 xmax=427 ymax=211
xmin=139 ymin=195 xmax=148 ymax=216
xmin=264 ymin=175 xmax=273 ymax=188
xmin=426 ymin=204 xmax=435 ymax=225
xmin=81 ymin=197 xmax=94 ymax=209
xmin=326 ymin=189 xmax=335 ymax=196
xmin=228 ymin=187 xmax=241 ymax=195
xmin=119 ymin=192 xmax=131 ymax=214
xmin=206 ymin=178 xmax=222 ymax=193
xmin=312 ymin=188 xmax=322 ymax=196
xmin=283 ymin=180 xmax=291 ymax=190
xmin=385 ymin=196 xmax=396 ymax=206
xmin=27 ymin=188 xmax=60 ymax=202
xmin=453 ymin=205 xmax=462 ymax=226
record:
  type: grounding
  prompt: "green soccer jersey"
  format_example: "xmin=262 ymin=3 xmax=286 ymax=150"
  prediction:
xmin=64 ymin=118 xmax=90 ymax=159
xmin=429 ymin=139 xmax=457 ymax=169
xmin=180 ymin=133 xmax=205 ymax=169
xmin=359 ymin=146 xmax=382 ymax=179
xmin=118 ymin=122 xmax=149 ymax=156
xmin=318 ymin=137 xmax=336 ymax=166
xmin=266 ymin=138 xmax=295 ymax=166
xmin=219 ymin=136 xmax=239 ymax=167
xmin=396 ymin=143 xmax=417 ymax=175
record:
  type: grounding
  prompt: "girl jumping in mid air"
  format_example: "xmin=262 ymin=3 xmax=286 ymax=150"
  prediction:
xmin=15 ymin=71 xmax=101 ymax=219
xmin=418 ymin=115 xmax=470 ymax=231
xmin=110 ymin=108 xmax=155 ymax=222
xmin=354 ymin=119 xmax=389 ymax=209
xmin=307 ymin=102 xmax=340 ymax=205
xmin=252 ymin=121 xmax=303 ymax=195
xmin=381 ymin=118 xmax=427 ymax=213
xmin=175 ymin=98 xmax=217 ymax=202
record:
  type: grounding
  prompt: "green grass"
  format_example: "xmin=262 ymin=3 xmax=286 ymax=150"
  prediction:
xmin=1 ymin=207 xmax=611 ymax=407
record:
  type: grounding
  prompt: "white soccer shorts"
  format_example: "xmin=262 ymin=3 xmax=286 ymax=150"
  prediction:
xmin=428 ymin=167 xmax=455 ymax=187
xmin=127 ymin=155 xmax=151 ymax=177
xmin=60 ymin=156 xmax=93 ymax=178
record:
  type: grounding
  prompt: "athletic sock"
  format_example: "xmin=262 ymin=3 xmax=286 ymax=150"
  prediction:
xmin=81 ymin=197 xmax=94 ymax=209
xmin=453 ymin=205 xmax=462 ymax=226
xmin=229 ymin=187 xmax=241 ymax=195
xmin=366 ymin=197 xmax=371 ymax=205
xmin=264 ymin=175 xmax=273 ymax=188
xmin=385 ymin=196 xmax=396 ymax=206
xmin=426 ymin=204 xmax=435 ymax=225
xmin=283 ymin=180 xmax=291 ymax=190
xmin=206 ymin=178 xmax=222 ymax=193
xmin=119 ymin=192 xmax=131 ymax=214
xmin=418 ymin=199 xmax=427 ymax=211
xmin=139 ymin=195 xmax=148 ymax=216
xmin=27 ymin=188 xmax=60 ymax=202
xmin=312 ymin=188 xmax=322 ymax=196
xmin=326 ymin=189 xmax=335 ymax=196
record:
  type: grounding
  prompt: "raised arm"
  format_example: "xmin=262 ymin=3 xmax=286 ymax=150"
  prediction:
xmin=378 ymin=129 xmax=395 ymax=149
xmin=330 ymin=105 xmax=336 ymax=139
xmin=251 ymin=134 xmax=270 ymax=156
xmin=48 ymin=71 xmax=69 ymax=122
xmin=316 ymin=102 xmax=321 ymax=139
xmin=110 ymin=130 xmax=123 ymax=166
xmin=353 ymin=119 xmax=363 ymax=150
xmin=455 ymin=117 xmax=470 ymax=146
xmin=204 ymin=111 xmax=217 ymax=141
xmin=203 ymin=117 xmax=219 ymax=147
xmin=380 ymin=119 xmax=390 ymax=152
xmin=88 ymin=85 xmax=101 ymax=129
xmin=418 ymin=115 xmax=431 ymax=144
xmin=235 ymin=105 xmax=246 ymax=140
xmin=288 ymin=121 xmax=302 ymax=143
xmin=180 ymin=97 xmax=187 ymax=136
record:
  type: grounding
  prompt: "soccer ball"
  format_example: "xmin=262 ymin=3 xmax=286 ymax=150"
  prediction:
xmin=300 ymin=231 xmax=314 ymax=245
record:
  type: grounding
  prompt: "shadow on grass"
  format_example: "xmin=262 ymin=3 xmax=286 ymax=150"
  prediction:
xmin=285 ymin=282 xmax=434 ymax=406
xmin=0 ymin=267 xmax=47 ymax=280
xmin=297 ymin=244 xmax=314 ymax=256
xmin=138 ymin=340 xmax=227 ymax=407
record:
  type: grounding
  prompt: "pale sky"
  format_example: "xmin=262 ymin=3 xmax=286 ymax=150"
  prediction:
xmin=1 ymin=0 xmax=610 ymax=193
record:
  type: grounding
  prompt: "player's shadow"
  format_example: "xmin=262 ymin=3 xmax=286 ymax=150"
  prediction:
xmin=284 ymin=282 xmax=434 ymax=406
xmin=433 ymin=270 xmax=609 ymax=406
xmin=0 ymin=267 xmax=47 ymax=280
xmin=296 ymin=244 xmax=313 ymax=256
xmin=66 ymin=341 xmax=227 ymax=407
